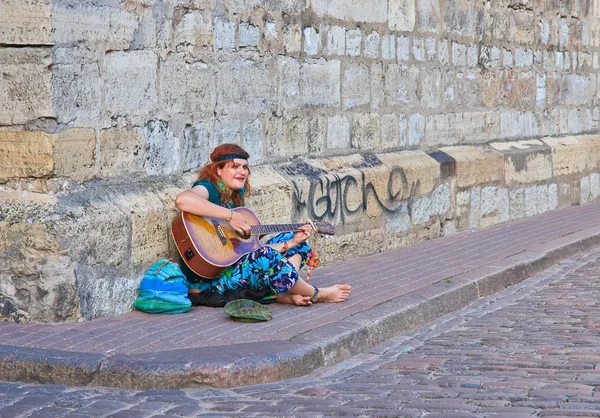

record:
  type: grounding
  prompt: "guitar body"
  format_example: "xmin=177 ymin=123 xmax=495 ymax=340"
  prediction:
xmin=171 ymin=207 xmax=262 ymax=278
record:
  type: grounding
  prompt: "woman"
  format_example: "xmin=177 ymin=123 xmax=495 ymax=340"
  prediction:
xmin=174 ymin=143 xmax=351 ymax=307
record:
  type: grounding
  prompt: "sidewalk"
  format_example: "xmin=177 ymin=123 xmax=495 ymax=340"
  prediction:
xmin=2 ymin=201 xmax=600 ymax=390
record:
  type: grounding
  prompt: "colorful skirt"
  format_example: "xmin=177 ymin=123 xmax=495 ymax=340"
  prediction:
xmin=188 ymin=232 xmax=311 ymax=301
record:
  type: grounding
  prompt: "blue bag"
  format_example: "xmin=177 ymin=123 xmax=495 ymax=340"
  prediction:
xmin=134 ymin=258 xmax=191 ymax=314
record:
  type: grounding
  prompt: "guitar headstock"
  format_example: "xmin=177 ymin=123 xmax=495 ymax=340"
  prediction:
xmin=312 ymin=221 xmax=335 ymax=236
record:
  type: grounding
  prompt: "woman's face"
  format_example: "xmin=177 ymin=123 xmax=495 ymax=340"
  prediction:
xmin=217 ymin=159 xmax=249 ymax=191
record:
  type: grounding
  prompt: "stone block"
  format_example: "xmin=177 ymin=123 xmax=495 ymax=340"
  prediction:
xmin=407 ymin=114 xmax=425 ymax=146
xmin=389 ymin=0 xmax=415 ymax=31
xmin=0 ymin=48 xmax=52 ymax=125
xmin=515 ymin=47 xmax=534 ymax=67
xmin=245 ymin=165 xmax=292 ymax=224
xmin=467 ymin=45 xmax=478 ymax=67
xmin=118 ymin=192 xmax=168 ymax=266
xmin=381 ymin=35 xmax=395 ymax=60
xmin=525 ymin=184 xmax=551 ymax=217
xmin=52 ymin=192 xmax=129 ymax=267
xmin=327 ymin=115 xmax=350 ymax=150
xmin=559 ymin=16 xmax=569 ymax=48
xmin=381 ymin=114 xmax=399 ymax=149
xmin=480 ymin=45 xmax=500 ymax=69
xmin=0 ymin=197 xmax=80 ymax=322
xmin=160 ymin=53 xmax=216 ymax=117
xmin=343 ymin=63 xmax=370 ymax=109
xmin=218 ymin=60 xmax=275 ymax=116
xmin=51 ymin=59 xmax=102 ymax=125
xmin=489 ymin=140 xmax=552 ymax=186
xmin=542 ymin=136 xmax=589 ymax=176
xmin=0 ymin=1 xmax=51 ymax=45
xmin=424 ymin=112 xmax=500 ymax=148
xmin=311 ymin=0 xmax=387 ymax=23
xmin=438 ymin=39 xmax=450 ymax=65
xmin=503 ymin=49 xmax=513 ymax=67
xmin=283 ymin=24 xmax=301 ymax=54
xmin=0 ymin=131 xmax=54 ymax=182
xmin=278 ymin=56 xmax=301 ymax=111
xmin=214 ymin=18 xmax=235 ymax=50
xmin=411 ymin=183 xmax=450 ymax=226
xmin=499 ymin=111 xmax=539 ymax=139
xmin=416 ymin=0 xmax=441 ymax=33
xmin=351 ymin=113 xmax=379 ymax=150
xmin=370 ymin=62 xmax=383 ymax=110
xmin=308 ymin=116 xmax=327 ymax=155
xmin=53 ymin=128 xmax=96 ymax=182
xmin=52 ymin=3 xmax=138 ymax=50
xmin=243 ymin=118 xmax=264 ymax=165
xmin=384 ymin=64 xmax=419 ymax=106
xmin=76 ymin=273 xmax=139 ymax=320
xmin=264 ymin=20 xmax=278 ymax=41
xmin=560 ymin=74 xmax=593 ymax=106
xmin=376 ymin=150 xmax=440 ymax=198
xmin=100 ymin=126 xmax=145 ymax=177
xmin=174 ymin=10 xmax=212 ymax=47
xmin=226 ymin=0 xmax=304 ymax=13
xmin=183 ymin=122 xmax=212 ymax=171
xmin=426 ymin=37 xmax=437 ymax=60
xmin=346 ymin=29 xmax=362 ymax=56
xmin=240 ymin=22 xmax=259 ymax=48
xmin=452 ymin=42 xmax=467 ymax=66
xmin=0 ymin=129 xmax=95 ymax=182
xmin=303 ymin=27 xmax=320 ymax=55
xmin=325 ymin=26 xmax=345 ymax=55
xmin=144 ymin=120 xmax=181 ymax=176
xmin=213 ymin=119 xmax=241 ymax=145
xmin=301 ymin=59 xmax=341 ymax=107
xmin=444 ymin=0 xmax=476 ymax=38
xmin=397 ymin=35 xmax=410 ymax=61
xmin=266 ymin=117 xmax=309 ymax=158
xmin=419 ymin=68 xmax=442 ymax=109
xmin=440 ymin=146 xmax=504 ymax=188
xmin=106 ymin=50 xmax=158 ymax=117
xmin=365 ymin=31 xmax=380 ymax=58
xmin=412 ymin=37 xmax=425 ymax=61
xmin=579 ymin=135 xmax=600 ymax=172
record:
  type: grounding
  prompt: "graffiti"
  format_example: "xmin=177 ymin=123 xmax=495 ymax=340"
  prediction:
xmin=291 ymin=167 xmax=420 ymax=224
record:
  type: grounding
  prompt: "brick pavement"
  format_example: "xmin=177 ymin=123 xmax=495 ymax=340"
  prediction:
xmin=2 ymin=232 xmax=600 ymax=416
xmin=2 ymin=202 xmax=600 ymax=389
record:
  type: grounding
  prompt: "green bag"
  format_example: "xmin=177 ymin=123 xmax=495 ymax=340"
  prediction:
xmin=134 ymin=259 xmax=191 ymax=314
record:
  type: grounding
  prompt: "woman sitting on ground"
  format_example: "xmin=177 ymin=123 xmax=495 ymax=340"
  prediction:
xmin=174 ymin=143 xmax=351 ymax=307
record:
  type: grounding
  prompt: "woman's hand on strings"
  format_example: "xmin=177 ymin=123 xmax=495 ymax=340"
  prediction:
xmin=229 ymin=210 xmax=251 ymax=237
xmin=291 ymin=223 xmax=314 ymax=246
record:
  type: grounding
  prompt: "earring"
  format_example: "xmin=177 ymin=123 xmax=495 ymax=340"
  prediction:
xmin=216 ymin=179 xmax=226 ymax=192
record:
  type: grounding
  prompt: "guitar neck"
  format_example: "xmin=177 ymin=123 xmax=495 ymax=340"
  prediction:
xmin=250 ymin=223 xmax=306 ymax=236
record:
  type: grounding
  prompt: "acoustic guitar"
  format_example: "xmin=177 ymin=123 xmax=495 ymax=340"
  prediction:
xmin=171 ymin=207 xmax=335 ymax=278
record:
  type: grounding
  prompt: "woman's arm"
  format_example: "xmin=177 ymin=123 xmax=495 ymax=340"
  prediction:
xmin=175 ymin=187 xmax=250 ymax=234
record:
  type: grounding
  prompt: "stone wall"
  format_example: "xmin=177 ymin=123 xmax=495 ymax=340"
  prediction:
xmin=2 ymin=0 xmax=600 ymax=322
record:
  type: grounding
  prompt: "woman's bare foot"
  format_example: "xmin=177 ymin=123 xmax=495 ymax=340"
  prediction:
xmin=314 ymin=284 xmax=351 ymax=303
xmin=276 ymin=292 xmax=312 ymax=306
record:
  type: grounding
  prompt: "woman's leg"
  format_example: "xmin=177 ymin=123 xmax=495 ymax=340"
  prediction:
xmin=276 ymin=254 xmax=351 ymax=305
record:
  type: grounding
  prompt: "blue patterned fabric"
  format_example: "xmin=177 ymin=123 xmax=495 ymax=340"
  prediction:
xmin=135 ymin=259 xmax=191 ymax=314
xmin=188 ymin=232 xmax=311 ymax=299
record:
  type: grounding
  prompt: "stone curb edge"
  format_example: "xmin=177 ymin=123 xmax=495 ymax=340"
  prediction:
xmin=1 ymin=226 xmax=599 ymax=390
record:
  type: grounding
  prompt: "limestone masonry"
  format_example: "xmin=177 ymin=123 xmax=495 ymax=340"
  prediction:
xmin=2 ymin=0 xmax=600 ymax=322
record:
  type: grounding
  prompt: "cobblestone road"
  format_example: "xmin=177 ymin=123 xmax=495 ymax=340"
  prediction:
xmin=3 ymin=247 xmax=600 ymax=417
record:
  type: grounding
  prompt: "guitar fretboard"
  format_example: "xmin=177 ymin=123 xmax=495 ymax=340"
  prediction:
xmin=250 ymin=223 xmax=306 ymax=235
